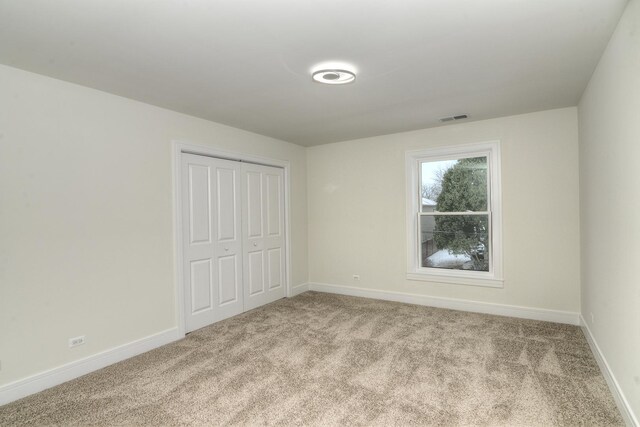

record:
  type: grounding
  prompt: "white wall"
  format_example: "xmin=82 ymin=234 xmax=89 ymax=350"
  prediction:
xmin=0 ymin=64 xmax=308 ymax=386
xmin=578 ymin=0 xmax=640 ymax=421
xmin=307 ymin=107 xmax=580 ymax=313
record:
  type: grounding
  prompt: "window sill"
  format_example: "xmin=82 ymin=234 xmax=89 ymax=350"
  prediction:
xmin=406 ymin=272 xmax=504 ymax=288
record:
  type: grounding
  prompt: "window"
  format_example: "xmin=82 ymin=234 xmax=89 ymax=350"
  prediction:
xmin=405 ymin=141 xmax=503 ymax=287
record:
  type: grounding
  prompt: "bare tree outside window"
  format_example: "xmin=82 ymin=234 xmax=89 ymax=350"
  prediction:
xmin=420 ymin=164 xmax=449 ymax=201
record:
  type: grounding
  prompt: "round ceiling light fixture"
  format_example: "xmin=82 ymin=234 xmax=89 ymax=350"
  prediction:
xmin=312 ymin=68 xmax=356 ymax=85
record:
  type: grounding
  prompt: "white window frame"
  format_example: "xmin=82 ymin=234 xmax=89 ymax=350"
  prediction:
xmin=405 ymin=141 xmax=503 ymax=288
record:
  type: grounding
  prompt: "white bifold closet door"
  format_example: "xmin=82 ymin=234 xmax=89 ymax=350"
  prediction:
xmin=182 ymin=154 xmax=244 ymax=332
xmin=241 ymin=163 xmax=286 ymax=311
xmin=181 ymin=154 xmax=285 ymax=333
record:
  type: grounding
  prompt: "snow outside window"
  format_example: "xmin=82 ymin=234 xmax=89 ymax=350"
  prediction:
xmin=405 ymin=142 xmax=503 ymax=287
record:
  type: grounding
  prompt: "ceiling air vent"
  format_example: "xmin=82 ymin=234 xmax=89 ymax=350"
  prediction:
xmin=440 ymin=114 xmax=468 ymax=122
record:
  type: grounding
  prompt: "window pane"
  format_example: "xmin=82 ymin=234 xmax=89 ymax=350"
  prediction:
xmin=420 ymin=214 xmax=489 ymax=272
xmin=421 ymin=156 xmax=488 ymax=212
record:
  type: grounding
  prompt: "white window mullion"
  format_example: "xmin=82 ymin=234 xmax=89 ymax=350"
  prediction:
xmin=419 ymin=211 xmax=490 ymax=216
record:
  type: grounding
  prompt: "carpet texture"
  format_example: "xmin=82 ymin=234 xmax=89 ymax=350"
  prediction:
xmin=0 ymin=291 xmax=623 ymax=426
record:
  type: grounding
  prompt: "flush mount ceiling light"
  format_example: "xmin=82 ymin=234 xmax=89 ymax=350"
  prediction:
xmin=312 ymin=69 xmax=356 ymax=85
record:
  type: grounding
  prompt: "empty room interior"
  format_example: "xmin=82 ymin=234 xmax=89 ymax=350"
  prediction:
xmin=0 ymin=0 xmax=639 ymax=425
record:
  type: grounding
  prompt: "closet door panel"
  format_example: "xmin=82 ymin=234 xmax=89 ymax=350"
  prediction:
xmin=216 ymin=168 xmax=237 ymax=241
xmin=267 ymin=248 xmax=282 ymax=290
xmin=182 ymin=155 xmax=217 ymax=332
xmin=248 ymin=250 xmax=265 ymax=295
xmin=266 ymin=174 xmax=281 ymax=237
xmin=218 ymin=255 xmax=238 ymax=305
xmin=188 ymin=165 xmax=212 ymax=244
xmin=190 ymin=259 xmax=213 ymax=313
xmin=246 ymin=171 xmax=263 ymax=239
xmin=242 ymin=163 xmax=286 ymax=311
xmin=182 ymin=154 xmax=243 ymax=332
xmin=211 ymin=160 xmax=243 ymax=321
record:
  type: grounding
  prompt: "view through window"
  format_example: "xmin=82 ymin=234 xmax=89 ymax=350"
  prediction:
xmin=419 ymin=156 xmax=490 ymax=272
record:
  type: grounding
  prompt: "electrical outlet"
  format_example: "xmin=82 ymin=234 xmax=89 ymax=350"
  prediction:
xmin=353 ymin=274 xmax=360 ymax=280
xmin=69 ymin=336 xmax=86 ymax=348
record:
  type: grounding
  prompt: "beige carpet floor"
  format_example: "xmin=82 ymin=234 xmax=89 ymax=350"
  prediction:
xmin=0 ymin=291 xmax=623 ymax=426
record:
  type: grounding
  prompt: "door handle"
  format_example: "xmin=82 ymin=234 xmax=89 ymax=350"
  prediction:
xmin=224 ymin=247 xmax=229 ymax=251
xmin=253 ymin=243 xmax=257 ymax=247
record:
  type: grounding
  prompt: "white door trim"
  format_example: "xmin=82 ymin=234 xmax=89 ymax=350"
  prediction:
xmin=172 ymin=140 xmax=292 ymax=338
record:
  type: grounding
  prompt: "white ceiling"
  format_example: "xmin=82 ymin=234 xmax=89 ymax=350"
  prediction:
xmin=0 ymin=0 xmax=628 ymax=146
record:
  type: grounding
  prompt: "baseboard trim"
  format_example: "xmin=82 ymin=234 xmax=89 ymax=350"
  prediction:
xmin=580 ymin=316 xmax=638 ymax=427
xmin=289 ymin=283 xmax=309 ymax=297
xmin=308 ymin=282 xmax=581 ymax=325
xmin=0 ymin=327 xmax=181 ymax=406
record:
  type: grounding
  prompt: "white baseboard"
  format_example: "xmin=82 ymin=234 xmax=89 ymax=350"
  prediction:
xmin=580 ymin=316 xmax=638 ymax=427
xmin=308 ymin=282 xmax=581 ymax=325
xmin=289 ymin=283 xmax=309 ymax=297
xmin=0 ymin=327 xmax=181 ymax=406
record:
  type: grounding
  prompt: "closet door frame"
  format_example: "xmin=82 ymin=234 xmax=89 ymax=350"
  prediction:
xmin=172 ymin=141 xmax=292 ymax=337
